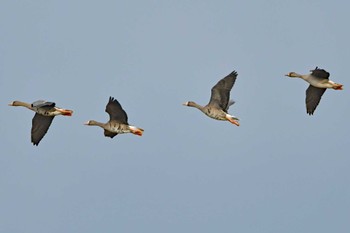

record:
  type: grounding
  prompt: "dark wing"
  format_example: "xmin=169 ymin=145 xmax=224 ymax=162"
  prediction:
xmin=310 ymin=67 xmax=330 ymax=80
xmin=305 ymin=85 xmax=327 ymax=115
xmin=31 ymin=100 xmax=56 ymax=109
xmin=105 ymin=97 xmax=128 ymax=124
xmin=31 ymin=113 xmax=55 ymax=145
xmin=208 ymin=70 xmax=237 ymax=111
xmin=104 ymin=130 xmax=118 ymax=138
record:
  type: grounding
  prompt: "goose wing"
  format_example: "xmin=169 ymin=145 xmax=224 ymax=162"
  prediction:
xmin=104 ymin=130 xmax=118 ymax=138
xmin=306 ymin=85 xmax=327 ymax=115
xmin=310 ymin=67 xmax=330 ymax=80
xmin=105 ymin=96 xmax=128 ymax=124
xmin=31 ymin=113 xmax=55 ymax=145
xmin=209 ymin=70 xmax=237 ymax=111
xmin=31 ymin=100 xmax=56 ymax=109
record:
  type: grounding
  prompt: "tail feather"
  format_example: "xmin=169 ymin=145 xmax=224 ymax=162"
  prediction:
xmin=225 ymin=99 xmax=235 ymax=111
xmin=228 ymin=99 xmax=235 ymax=106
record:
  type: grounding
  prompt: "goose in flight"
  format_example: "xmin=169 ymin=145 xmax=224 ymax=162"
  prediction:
xmin=285 ymin=67 xmax=343 ymax=115
xmin=183 ymin=70 xmax=240 ymax=126
xmin=9 ymin=100 xmax=73 ymax=145
xmin=84 ymin=96 xmax=144 ymax=138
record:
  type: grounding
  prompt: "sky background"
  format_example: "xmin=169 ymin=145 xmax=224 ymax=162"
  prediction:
xmin=1 ymin=0 xmax=349 ymax=232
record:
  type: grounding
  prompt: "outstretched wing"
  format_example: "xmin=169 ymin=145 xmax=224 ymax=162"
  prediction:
xmin=310 ymin=67 xmax=330 ymax=80
xmin=105 ymin=96 xmax=128 ymax=124
xmin=31 ymin=100 xmax=56 ymax=110
xmin=305 ymin=85 xmax=327 ymax=115
xmin=209 ymin=70 xmax=238 ymax=111
xmin=104 ymin=130 xmax=118 ymax=138
xmin=31 ymin=113 xmax=55 ymax=145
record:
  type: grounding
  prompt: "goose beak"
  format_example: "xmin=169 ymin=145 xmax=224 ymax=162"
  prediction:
xmin=84 ymin=121 xmax=90 ymax=125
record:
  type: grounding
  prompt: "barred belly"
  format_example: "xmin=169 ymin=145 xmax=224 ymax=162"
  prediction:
xmin=109 ymin=125 xmax=131 ymax=134
xmin=204 ymin=109 xmax=226 ymax=121
xmin=35 ymin=108 xmax=54 ymax=116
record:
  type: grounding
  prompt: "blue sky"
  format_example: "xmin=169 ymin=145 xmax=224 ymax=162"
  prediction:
xmin=1 ymin=1 xmax=349 ymax=232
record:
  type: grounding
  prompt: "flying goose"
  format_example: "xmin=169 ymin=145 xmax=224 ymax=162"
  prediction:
xmin=183 ymin=70 xmax=240 ymax=126
xmin=9 ymin=100 xmax=73 ymax=145
xmin=84 ymin=96 xmax=144 ymax=138
xmin=285 ymin=67 xmax=343 ymax=115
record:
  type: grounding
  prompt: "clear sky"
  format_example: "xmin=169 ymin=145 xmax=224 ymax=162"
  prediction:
xmin=1 ymin=1 xmax=349 ymax=232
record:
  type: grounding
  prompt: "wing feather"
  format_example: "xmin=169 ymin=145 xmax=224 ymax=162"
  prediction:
xmin=105 ymin=97 xmax=128 ymax=124
xmin=31 ymin=113 xmax=55 ymax=145
xmin=104 ymin=130 xmax=118 ymax=138
xmin=31 ymin=100 xmax=55 ymax=108
xmin=310 ymin=67 xmax=330 ymax=80
xmin=306 ymin=85 xmax=327 ymax=115
xmin=209 ymin=70 xmax=237 ymax=111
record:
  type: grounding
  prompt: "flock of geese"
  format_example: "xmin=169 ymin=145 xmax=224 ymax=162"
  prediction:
xmin=9 ymin=67 xmax=343 ymax=146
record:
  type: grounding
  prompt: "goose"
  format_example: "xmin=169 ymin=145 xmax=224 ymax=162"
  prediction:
xmin=285 ymin=67 xmax=343 ymax=115
xmin=8 ymin=100 xmax=73 ymax=145
xmin=84 ymin=96 xmax=144 ymax=138
xmin=183 ymin=70 xmax=240 ymax=126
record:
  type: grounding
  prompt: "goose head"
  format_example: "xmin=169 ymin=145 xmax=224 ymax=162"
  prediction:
xmin=8 ymin=101 xmax=25 ymax=106
xmin=84 ymin=120 xmax=98 ymax=126
xmin=8 ymin=100 xmax=32 ymax=109
xmin=8 ymin=101 xmax=16 ymax=106
xmin=183 ymin=101 xmax=200 ymax=107
xmin=285 ymin=72 xmax=301 ymax=78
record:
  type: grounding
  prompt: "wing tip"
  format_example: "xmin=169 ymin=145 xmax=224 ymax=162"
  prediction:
xmin=32 ymin=141 xmax=40 ymax=146
xmin=229 ymin=70 xmax=238 ymax=77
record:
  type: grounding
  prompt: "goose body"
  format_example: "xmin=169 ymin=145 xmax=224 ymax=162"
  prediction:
xmin=285 ymin=67 xmax=343 ymax=115
xmin=183 ymin=70 xmax=240 ymax=126
xmin=85 ymin=96 xmax=144 ymax=138
xmin=9 ymin=100 xmax=73 ymax=145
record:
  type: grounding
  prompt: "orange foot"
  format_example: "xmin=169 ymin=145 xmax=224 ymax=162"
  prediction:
xmin=226 ymin=117 xmax=240 ymax=126
xmin=333 ymin=83 xmax=343 ymax=90
xmin=57 ymin=108 xmax=73 ymax=116
xmin=130 ymin=126 xmax=144 ymax=136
